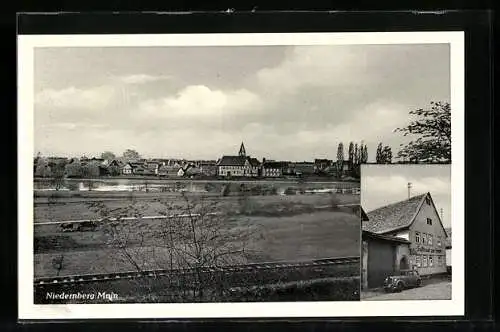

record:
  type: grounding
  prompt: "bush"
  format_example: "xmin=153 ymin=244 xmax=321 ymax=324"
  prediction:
xmin=221 ymin=184 xmax=231 ymax=196
xmin=228 ymin=277 xmax=360 ymax=302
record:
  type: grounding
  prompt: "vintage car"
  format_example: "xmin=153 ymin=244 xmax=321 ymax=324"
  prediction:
xmin=383 ymin=269 xmax=422 ymax=292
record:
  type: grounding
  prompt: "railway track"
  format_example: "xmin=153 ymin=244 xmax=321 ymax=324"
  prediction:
xmin=34 ymin=256 xmax=359 ymax=286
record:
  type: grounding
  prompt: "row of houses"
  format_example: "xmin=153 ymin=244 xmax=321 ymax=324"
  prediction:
xmin=36 ymin=142 xmax=353 ymax=179
xmin=215 ymin=142 xmax=351 ymax=178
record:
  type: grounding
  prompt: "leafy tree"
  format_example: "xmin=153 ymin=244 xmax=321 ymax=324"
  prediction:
xmin=82 ymin=161 xmax=100 ymax=190
xmin=354 ymin=143 xmax=360 ymax=166
xmin=394 ymin=101 xmax=451 ymax=163
xmin=348 ymin=142 xmax=354 ymax=170
xmin=101 ymin=151 xmax=116 ymax=161
xmin=108 ymin=165 xmax=121 ymax=176
xmin=51 ymin=161 xmax=66 ymax=190
xmin=35 ymin=158 xmax=51 ymax=178
xmin=65 ymin=159 xmax=83 ymax=178
xmin=382 ymin=146 xmax=393 ymax=164
xmin=376 ymin=143 xmax=383 ymax=163
xmin=123 ymin=149 xmax=141 ymax=161
xmin=336 ymin=143 xmax=344 ymax=177
xmin=362 ymin=145 xmax=368 ymax=163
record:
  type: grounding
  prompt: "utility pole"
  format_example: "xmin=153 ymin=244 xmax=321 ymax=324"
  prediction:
xmin=407 ymin=182 xmax=412 ymax=199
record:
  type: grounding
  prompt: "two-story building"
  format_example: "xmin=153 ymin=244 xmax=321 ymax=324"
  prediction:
xmin=362 ymin=192 xmax=448 ymax=277
xmin=262 ymin=160 xmax=288 ymax=177
xmin=217 ymin=142 xmax=261 ymax=177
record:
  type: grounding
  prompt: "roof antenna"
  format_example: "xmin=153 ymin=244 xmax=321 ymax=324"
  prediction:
xmin=407 ymin=182 xmax=412 ymax=199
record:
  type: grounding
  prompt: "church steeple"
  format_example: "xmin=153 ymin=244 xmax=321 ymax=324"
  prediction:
xmin=238 ymin=142 xmax=246 ymax=157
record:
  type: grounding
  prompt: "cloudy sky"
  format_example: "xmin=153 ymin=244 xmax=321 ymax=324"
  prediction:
xmin=361 ymin=165 xmax=451 ymax=228
xmin=34 ymin=44 xmax=450 ymax=161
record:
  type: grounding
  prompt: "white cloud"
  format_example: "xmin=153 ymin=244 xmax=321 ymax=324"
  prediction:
xmin=35 ymin=86 xmax=117 ymax=110
xmin=137 ymin=85 xmax=261 ymax=119
xmin=118 ymin=74 xmax=172 ymax=84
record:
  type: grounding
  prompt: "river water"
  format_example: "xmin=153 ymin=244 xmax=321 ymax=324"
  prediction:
xmin=33 ymin=178 xmax=360 ymax=194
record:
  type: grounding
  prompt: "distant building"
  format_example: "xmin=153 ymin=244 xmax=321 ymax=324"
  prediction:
xmin=314 ymin=159 xmax=333 ymax=174
xmin=122 ymin=163 xmax=134 ymax=175
xmin=199 ymin=161 xmax=217 ymax=177
xmin=217 ymin=142 xmax=260 ymax=177
xmin=158 ymin=164 xmax=181 ymax=177
xmin=290 ymin=162 xmax=315 ymax=176
xmin=363 ymin=192 xmax=448 ymax=277
xmin=262 ymin=159 xmax=288 ymax=178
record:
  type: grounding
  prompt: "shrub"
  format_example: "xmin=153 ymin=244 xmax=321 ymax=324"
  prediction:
xmin=228 ymin=277 xmax=360 ymax=302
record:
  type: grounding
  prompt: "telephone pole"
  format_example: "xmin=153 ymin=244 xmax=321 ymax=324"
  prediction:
xmin=407 ymin=182 xmax=412 ymax=199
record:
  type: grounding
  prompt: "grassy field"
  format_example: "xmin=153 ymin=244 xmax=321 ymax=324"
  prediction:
xmin=33 ymin=190 xmax=360 ymax=279
xmin=34 ymin=209 xmax=360 ymax=278
xmin=34 ymin=193 xmax=360 ymax=222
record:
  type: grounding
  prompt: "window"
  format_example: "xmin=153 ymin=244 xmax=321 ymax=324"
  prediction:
xmin=416 ymin=256 xmax=421 ymax=267
xmin=415 ymin=232 xmax=420 ymax=243
xmin=437 ymin=237 xmax=442 ymax=247
xmin=429 ymin=235 xmax=433 ymax=245
xmin=423 ymin=256 xmax=428 ymax=267
xmin=429 ymin=256 xmax=433 ymax=267
xmin=422 ymin=234 xmax=426 ymax=245
xmin=427 ymin=218 xmax=433 ymax=225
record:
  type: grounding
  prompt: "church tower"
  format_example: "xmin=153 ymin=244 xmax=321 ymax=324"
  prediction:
xmin=238 ymin=142 xmax=246 ymax=157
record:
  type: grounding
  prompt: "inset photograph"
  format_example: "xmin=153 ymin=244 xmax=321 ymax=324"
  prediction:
xmin=360 ymin=164 xmax=451 ymax=300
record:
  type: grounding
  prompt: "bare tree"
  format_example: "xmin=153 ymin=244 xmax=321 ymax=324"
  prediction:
xmin=87 ymin=193 xmax=258 ymax=302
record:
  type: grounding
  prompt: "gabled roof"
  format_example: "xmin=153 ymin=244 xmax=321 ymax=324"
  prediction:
xmin=247 ymin=157 xmax=261 ymax=167
xmin=363 ymin=193 xmax=427 ymax=233
xmin=217 ymin=156 xmax=247 ymax=166
xmin=263 ymin=161 xmax=288 ymax=168
xmin=363 ymin=192 xmax=448 ymax=237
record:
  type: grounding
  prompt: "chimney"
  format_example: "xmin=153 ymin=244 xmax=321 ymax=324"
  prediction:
xmin=262 ymin=157 xmax=266 ymax=164
xmin=407 ymin=182 xmax=412 ymax=199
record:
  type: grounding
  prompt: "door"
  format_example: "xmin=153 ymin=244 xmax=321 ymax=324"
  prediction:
xmin=367 ymin=241 xmax=396 ymax=288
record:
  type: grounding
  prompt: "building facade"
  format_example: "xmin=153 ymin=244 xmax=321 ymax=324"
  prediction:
xmin=363 ymin=192 xmax=448 ymax=276
xmin=362 ymin=230 xmax=411 ymax=289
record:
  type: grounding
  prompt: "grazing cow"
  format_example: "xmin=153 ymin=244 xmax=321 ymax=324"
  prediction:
xmin=60 ymin=223 xmax=75 ymax=232
xmin=76 ymin=221 xmax=98 ymax=232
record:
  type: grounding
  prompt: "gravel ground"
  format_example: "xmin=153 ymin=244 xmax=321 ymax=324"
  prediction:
xmin=362 ymin=279 xmax=451 ymax=301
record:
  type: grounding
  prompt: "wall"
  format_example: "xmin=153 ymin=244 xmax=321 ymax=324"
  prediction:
xmin=361 ymin=241 xmax=368 ymax=289
xmin=405 ymin=197 xmax=448 ymax=275
xmin=446 ymin=248 xmax=452 ymax=267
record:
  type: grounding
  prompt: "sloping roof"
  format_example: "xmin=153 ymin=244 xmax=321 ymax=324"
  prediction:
xmin=248 ymin=157 xmax=261 ymax=167
xmin=263 ymin=161 xmax=288 ymax=168
xmin=362 ymin=193 xmax=427 ymax=233
xmin=218 ymin=155 xmax=247 ymax=166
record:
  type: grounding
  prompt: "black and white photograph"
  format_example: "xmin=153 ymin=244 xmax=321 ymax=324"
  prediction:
xmin=360 ymin=164 xmax=452 ymax=301
xmin=18 ymin=31 xmax=464 ymax=319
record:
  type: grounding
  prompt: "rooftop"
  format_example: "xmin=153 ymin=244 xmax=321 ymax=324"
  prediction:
xmin=362 ymin=193 xmax=428 ymax=234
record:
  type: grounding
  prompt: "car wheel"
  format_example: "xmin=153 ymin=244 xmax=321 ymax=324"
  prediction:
xmin=416 ymin=280 xmax=422 ymax=287
xmin=396 ymin=282 xmax=404 ymax=292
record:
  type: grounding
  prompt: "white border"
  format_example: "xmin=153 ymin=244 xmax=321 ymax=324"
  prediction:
xmin=18 ymin=32 xmax=465 ymax=319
